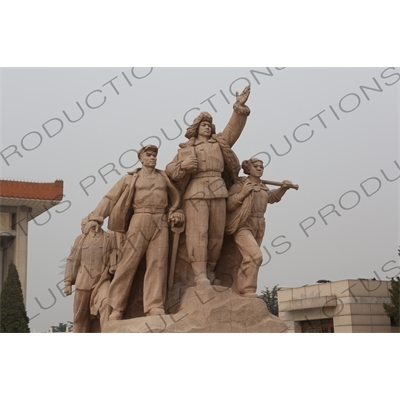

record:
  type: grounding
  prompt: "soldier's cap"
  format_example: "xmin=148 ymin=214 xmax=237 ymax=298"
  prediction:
xmin=138 ymin=144 xmax=159 ymax=159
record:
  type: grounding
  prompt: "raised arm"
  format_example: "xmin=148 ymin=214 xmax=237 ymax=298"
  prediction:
xmin=220 ymin=86 xmax=251 ymax=147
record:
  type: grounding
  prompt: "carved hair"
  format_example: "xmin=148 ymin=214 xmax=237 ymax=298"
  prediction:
xmin=241 ymin=158 xmax=263 ymax=175
xmin=185 ymin=112 xmax=216 ymax=139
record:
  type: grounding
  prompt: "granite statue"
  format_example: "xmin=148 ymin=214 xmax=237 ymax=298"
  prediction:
xmin=84 ymin=145 xmax=184 ymax=321
xmin=64 ymin=216 xmax=116 ymax=332
xmin=166 ymin=86 xmax=251 ymax=288
xmin=226 ymin=158 xmax=295 ymax=297
xmin=65 ymin=85 xmax=300 ymax=332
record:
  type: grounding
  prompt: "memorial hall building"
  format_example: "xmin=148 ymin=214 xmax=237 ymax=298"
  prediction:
xmin=278 ymin=279 xmax=398 ymax=333
xmin=0 ymin=179 xmax=63 ymax=303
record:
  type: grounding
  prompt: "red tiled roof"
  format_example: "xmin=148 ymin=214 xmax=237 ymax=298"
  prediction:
xmin=0 ymin=179 xmax=64 ymax=201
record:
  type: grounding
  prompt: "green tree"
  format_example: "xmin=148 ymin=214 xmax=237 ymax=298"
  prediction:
xmin=259 ymin=285 xmax=280 ymax=316
xmin=0 ymin=262 xmax=30 ymax=333
xmin=383 ymin=276 xmax=399 ymax=326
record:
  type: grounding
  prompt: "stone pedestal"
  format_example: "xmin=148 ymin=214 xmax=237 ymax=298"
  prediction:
xmin=103 ymin=285 xmax=288 ymax=333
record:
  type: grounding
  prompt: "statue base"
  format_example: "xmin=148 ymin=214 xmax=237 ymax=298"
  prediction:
xmin=103 ymin=285 xmax=288 ymax=333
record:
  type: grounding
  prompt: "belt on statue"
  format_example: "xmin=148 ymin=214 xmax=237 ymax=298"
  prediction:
xmin=192 ymin=171 xmax=221 ymax=179
xmin=133 ymin=207 xmax=166 ymax=214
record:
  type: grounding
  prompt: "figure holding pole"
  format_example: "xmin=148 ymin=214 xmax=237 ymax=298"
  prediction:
xmin=226 ymin=158 xmax=297 ymax=297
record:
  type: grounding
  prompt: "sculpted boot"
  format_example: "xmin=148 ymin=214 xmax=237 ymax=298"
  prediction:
xmin=192 ymin=262 xmax=211 ymax=288
xmin=109 ymin=309 xmax=124 ymax=320
xmin=146 ymin=307 xmax=166 ymax=316
xmin=207 ymin=262 xmax=221 ymax=285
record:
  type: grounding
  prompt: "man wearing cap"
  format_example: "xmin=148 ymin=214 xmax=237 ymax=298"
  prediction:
xmin=85 ymin=145 xmax=184 ymax=320
xmin=166 ymin=86 xmax=251 ymax=287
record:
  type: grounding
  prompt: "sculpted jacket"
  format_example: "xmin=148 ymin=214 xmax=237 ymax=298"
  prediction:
xmin=64 ymin=229 xmax=116 ymax=315
xmin=64 ymin=230 xmax=116 ymax=289
xmin=89 ymin=168 xmax=182 ymax=233
xmin=225 ymin=177 xmax=285 ymax=235
xmin=166 ymin=104 xmax=251 ymax=197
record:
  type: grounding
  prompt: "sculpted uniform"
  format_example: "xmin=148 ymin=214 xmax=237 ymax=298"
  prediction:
xmin=88 ymin=168 xmax=181 ymax=316
xmin=226 ymin=178 xmax=285 ymax=295
xmin=64 ymin=229 xmax=116 ymax=332
xmin=166 ymin=103 xmax=250 ymax=281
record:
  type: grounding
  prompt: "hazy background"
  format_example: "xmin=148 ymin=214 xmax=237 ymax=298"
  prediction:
xmin=1 ymin=67 xmax=399 ymax=332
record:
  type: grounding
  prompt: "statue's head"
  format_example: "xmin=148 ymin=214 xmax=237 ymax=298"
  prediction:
xmin=83 ymin=214 xmax=104 ymax=233
xmin=242 ymin=158 xmax=264 ymax=177
xmin=185 ymin=112 xmax=216 ymax=139
xmin=138 ymin=144 xmax=158 ymax=167
xmin=81 ymin=216 xmax=89 ymax=233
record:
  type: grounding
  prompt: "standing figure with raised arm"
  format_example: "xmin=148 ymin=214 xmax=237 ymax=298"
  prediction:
xmin=84 ymin=145 xmax=184 ymax=320
xmin=226 ymin=158 xmax=293 ymax=297
xmin=166 ymin=86 xmax=251 ymax=287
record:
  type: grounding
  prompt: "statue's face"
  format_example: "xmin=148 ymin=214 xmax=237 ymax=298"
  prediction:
xmin=140 ymin=150 xmax=157 ymax=168
xmin=249 ymin=161 xmax=264 ymax=178
xmin=197 ymin=121 xmax=212 ymax=139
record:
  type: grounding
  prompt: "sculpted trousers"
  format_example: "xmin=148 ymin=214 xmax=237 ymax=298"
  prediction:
xmin=73 ymin=289 xmax=111 ymax=333
xmin=184 ymin=198 xmax=226 ymax=264
xmin=107 ymin=213 xmax=169 ymax=315
xmin=73 ymin=289 xmax=92 ymax=333
xmin=234 ymin=227 xmax=263 ymax=294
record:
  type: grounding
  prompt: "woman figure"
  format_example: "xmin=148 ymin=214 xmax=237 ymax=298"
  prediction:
xmin=226 ymin=158 xmax=292 ymax=297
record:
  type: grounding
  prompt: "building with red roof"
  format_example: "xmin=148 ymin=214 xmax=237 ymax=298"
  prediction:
xmin=0 ymin=179 xmax=64 ymax=303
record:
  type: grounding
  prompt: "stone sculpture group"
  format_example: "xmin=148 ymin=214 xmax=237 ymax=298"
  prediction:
xmin=64 ymin=86 xmax=298 ymax=332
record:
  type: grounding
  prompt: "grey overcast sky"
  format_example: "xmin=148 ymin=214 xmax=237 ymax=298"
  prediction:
xmin=1 ymin=67 xmax=399 ymax=332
